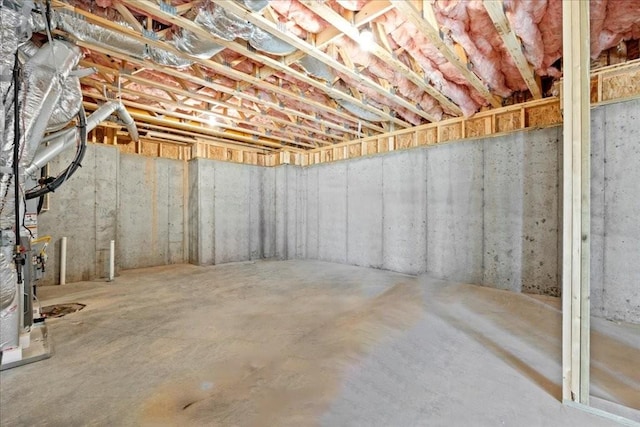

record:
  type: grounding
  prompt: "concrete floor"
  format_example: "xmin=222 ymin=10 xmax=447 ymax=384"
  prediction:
xmin=1 ymin=260 xmax=637 ymax=426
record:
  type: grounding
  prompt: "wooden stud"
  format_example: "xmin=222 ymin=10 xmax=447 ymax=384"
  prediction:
xmin=80 ymin=59 xmax=347 ymax=144
xmin=561 ymin=0 xmax=591 ymax=405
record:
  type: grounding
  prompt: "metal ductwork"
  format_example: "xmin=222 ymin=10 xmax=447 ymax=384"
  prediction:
xmin=55 ymin=10 xmax=193 ymax=68
xmin=57 ymin=11 xmax=146 ymax=59
xmin=1 ymin=0 xmax=36 ymax=350
xmin=192 ymin=1 xmax=296 ymax=55
xmin=250 ymin=28 xmax=297 ymax=55
xmin=171 ymin=28 xmax=225 ymax=60
xmin=299 ymin=55 xmax=334 ymax=82
xmin=337 ymin=99 xmax=383 ymax=122
xmin=238 ymin=0 xmax=268 ymax=12
xmin=1 ymin=2 xmax=141 ymax=352
xmin=51 ymin=2 xmax=297 ymax=67
xmin=25 ymin=101 xmax=139 ymax=178
xmin=46 ymin=76 xmax=83 ymax=132
xmin=19 ymin=40 xmax=82 ymax=167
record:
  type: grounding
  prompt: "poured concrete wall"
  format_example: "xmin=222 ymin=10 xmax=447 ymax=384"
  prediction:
xmin=38 ymin=145 xmax=188 ymax=285
xmin=290 ymin=127 xmax=561 ymax=293
xmin=590 ymin=99 xmax=640 ymax=323
xmin=483 ymin=131 xmax=560 ymax=295
xmin=37 ymin=101 xmax=639 ymax=324
xmin=427 ymin=141 xmax=483 ymax=283
xmin=118 ymin=155 xmax=186 ymax=270
xmin=188 ymin=159 xmax=275 ymax=265
xmin=38 ymin=144 xmax=118 ymax=285
xmin=278 ymin=99 xmax=638 ymax=323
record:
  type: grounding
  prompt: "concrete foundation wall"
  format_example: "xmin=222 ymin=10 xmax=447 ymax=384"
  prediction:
xmin=427 ymin=142 xmax=483 ymax=283
xmin=38 ymin=100 xmax=639 ymax=324
xmin=118 ymin=155 xmax=186 ymax=270
xmin=39 ymin=145 xmax=187 ymax=285
xmin=590 ymin=99 xmax=640 ymax=323
xmin=188 ymin=159 xmax=275 ymax=265
xmin=288 ymin=127 xmax=561 ymax=296
xmin=279 ymin=99 xmax=638 ymax=323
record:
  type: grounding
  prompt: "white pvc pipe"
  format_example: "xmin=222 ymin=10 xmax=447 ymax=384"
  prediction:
xmin=108 ymin=240 xmax=115 ymax=282
xmin=60 ymin=237 xmax=67 ymax=285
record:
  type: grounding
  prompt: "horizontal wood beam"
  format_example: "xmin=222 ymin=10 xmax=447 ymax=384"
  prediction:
xmin=82 ymin=80 xmax=319 ymax=149
xmin=83 ymin=101 xmax=305 ymax=151
xmin=219 ymin=1 xmax=394 ymax=102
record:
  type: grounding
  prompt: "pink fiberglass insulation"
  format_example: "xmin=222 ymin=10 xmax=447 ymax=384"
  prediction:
xmin=259 ymin=81 xmax=348 ymax=127
xmin=275 ymin=73 xmax=336 ymax=106
xmin=504 ymin=0 xmax=546 ymax=70
xmin=335 ymin=38 xmax=445 ymax=120
xmin=269 ymin=0 xmax=329 ymax=34
xmin=592 ymin=0 xmax=640 ymax=58
xmin=537 ymin=0 xmax=562 ymax=76
xmin=434 ymin=1 xmax=517 ymax=96
xmin=379 ymin=9 xmax=481 ymax=116
xmin=591 ymin=0 xmax=609 ymax=58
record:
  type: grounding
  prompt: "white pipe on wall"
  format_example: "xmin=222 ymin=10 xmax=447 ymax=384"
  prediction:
xmin=108 ymin=240 xmax=115 ymax=282
xmin=59 ymin=236 xmax=67 ymax=285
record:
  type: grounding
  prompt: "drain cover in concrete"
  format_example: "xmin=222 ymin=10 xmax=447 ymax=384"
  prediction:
xmin=41 ymin=303 xmax=85 ymax=318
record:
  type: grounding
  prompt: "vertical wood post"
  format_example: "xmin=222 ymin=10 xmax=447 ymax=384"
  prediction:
xmin=562 ymin=0 xmax=591 ymax=404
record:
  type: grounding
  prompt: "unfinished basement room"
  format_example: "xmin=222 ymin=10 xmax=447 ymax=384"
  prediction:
xmin=1 ymin=0 xmax=639 ymax=425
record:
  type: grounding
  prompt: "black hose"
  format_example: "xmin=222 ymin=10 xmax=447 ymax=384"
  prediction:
xmin=36 ymin=167 xmax=46 ymax=214
xmin=13 ymin=51 xmax=23 ymax=284
xmin=25 ymin=104 xmax=87 ymax=200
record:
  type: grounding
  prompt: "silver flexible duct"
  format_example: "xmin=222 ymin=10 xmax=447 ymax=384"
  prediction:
xmin=25 ymin=101 xmax=139 ymax=178
xmin=239 ymin=0 xmax=268 ymax=12
xmin=250 ymin=27 xmax=297 ymax=55
xmin=299 ymin=55 xmax=334 ymax=82
xmin=196 ymin=4 xmax=253 ymax=41
xmin=46 ymin=76 xmax=82 ymax=132
xmin=147 ymin=46 xmax=194 ymax=68
xmin=337 ymin=99 xmax=383 ymax=122
xmin=42 ymin=2 xmax=296 ymax=70
xmin=56 ymin=11 xmax=146 ymax=59
xmin=110 ymin=102 xmax=139 ymax=142
xmin=18 ymin=40 xmax=81 ymax=168
xmin=0 ymin=0 xmax=35 ymax=351
xmin=171 ymin=28 xmax=225 ymax=60
xmin=55 ymin=11 xmax=193 ymax=68
xmin=196 ymin=2 xmax=296 ymax=55
xmin=17 ymin=39 xmax=39 ymax=62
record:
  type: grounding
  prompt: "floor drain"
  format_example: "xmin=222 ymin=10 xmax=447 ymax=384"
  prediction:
xmin=41 ymin=303 xmax=86 ymax=318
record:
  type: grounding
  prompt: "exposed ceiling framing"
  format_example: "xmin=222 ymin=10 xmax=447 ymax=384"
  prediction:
xmin=42 ymin=0 xmax=640 ymax=152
